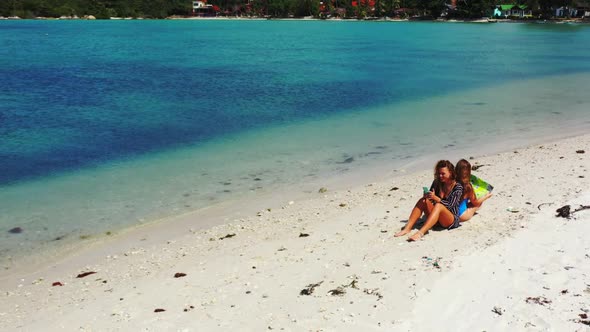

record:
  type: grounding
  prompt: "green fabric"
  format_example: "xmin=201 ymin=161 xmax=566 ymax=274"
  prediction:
xmin=470 ymin=174 xmax=494 ymax=199
xmin=500 ymin=5 xmax=515 ymax=10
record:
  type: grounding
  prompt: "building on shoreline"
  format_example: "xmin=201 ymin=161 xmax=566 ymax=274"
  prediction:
xmin=555 ymin=6 xmax=590 ymax=18
xmin=494 ymin=4 xmax=533 ymax=18
xmin=192 ymin=1 xmax=219 ymax=17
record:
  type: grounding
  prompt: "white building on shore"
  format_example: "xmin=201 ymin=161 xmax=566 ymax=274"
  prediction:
xmin=192 ymin=1 xmax=217 ymax=16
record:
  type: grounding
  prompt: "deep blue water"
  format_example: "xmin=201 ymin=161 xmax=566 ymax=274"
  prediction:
xmin=2 ymin=20 xmax=590 ymax=185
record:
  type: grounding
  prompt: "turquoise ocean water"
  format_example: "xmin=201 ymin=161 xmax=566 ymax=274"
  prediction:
xmin=1 ymin=20 xmax=590 ymax=266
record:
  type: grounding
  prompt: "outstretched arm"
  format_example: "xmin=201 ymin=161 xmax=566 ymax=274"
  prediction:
xmin=471 ymin=192 xmax=492 ymax=207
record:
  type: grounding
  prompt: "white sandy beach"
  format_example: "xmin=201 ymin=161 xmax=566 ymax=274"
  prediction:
xmin=0 ymin=133 xmax=589 ymax=331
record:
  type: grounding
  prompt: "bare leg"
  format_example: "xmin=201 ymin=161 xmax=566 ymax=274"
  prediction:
xmin=395 ymin=198 xmax=434 ymax=237
xmin=408 ymin=203 xmax=455 ymax=241
xmin=459 ymin=206 xmax=480 ymax=222
xmin=461 ymin=192 xmax=492 ymax=221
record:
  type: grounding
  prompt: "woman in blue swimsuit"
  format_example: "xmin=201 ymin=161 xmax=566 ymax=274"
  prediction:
xmin=455 ymin=159 xmax=492 ymax=222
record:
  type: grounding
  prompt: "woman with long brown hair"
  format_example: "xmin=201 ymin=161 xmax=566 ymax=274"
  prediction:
xmin=394 ymin=160 xmax=463 ymax=241
xmin=455 ymin=159 xmax=492 ymax=222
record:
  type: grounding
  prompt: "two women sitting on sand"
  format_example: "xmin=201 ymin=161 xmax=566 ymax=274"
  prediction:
xmin=394 ymin=159 xmax=492 ymax=241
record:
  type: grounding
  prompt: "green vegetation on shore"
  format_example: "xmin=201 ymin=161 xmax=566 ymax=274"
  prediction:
xmin=0 ymin=0 xmax=190 ymax=19
xmin=0 ymin=0 xmax=581 ymax=20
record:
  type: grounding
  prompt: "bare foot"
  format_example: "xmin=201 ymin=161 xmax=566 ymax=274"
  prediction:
xmin=394 ymin=229 xmax=410 ymax=237
xmin=407 ymin=231 xmax=424 ymax=242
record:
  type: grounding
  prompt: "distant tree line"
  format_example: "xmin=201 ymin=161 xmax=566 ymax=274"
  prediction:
xmin=0 ymin=0 xmax=580 ymax=19
xmin=0 ymin=0 xmax=191 ymax=18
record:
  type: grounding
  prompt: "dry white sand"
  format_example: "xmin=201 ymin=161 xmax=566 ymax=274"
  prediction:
xmin=0 ymin=134 xmax=588 ymax=331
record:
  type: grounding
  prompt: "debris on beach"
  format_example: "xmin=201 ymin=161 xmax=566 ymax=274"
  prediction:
xmin=219 ymin=233 xmax=236 ymax=240
xmin=300 ymin=281 xmax=323 ymax=295
xmin=328 ymin=287 xmax=346 ymax=296
xmin=471 ymin=164 xmax=489 ymax=171
xmin=537 ymin=202 xmax=553 ymax=210
xmin=389 ymin=187 xmax=399 ymax=191
xmin=491 ymin=306 xmax=504 ymax=315
xmin=299 ymin=233 xmax=309 ymax=238
xmin=318 ymin=187 xmax=328 ymax=193
xmin=8 ymin=227 xmax=23 ymax=234
xmin=422 ymin=256 xmax=442 ymax=269
xmin=556 ymin=205 xmax=571 ymax=218
xmin=154 ymin=308 xmax=166 ymax=313
xmin=576 ymin=150 xmax=585 ymax=154
xmin=555 ymin=205 xmax=590 ymax=219
xmin=506 ymin=207 xmax=520 ymax=213
xmin=364 ymin=288 xmax=383 ymax=300
xmin=339 ymin=203 xmax=347 ymax=207
xmin=580 ymin=313 xmax=588 ymax=319
xmin=174 ymin=273 xmax=187 ymax=278
xmin=76 ymin=271 xmax=97 ymax=278
xmin=52 ymin=282 xmax=63 ymax=287
xmin=525 ymin=296 xmax=552 ymax=306
xmin=183 ymin=305 xmax=195 ymax=312
xmin=346 ymin=277 xmax=359 ymax=289
xmin=326 ymin=276 xmax=362 ymax=297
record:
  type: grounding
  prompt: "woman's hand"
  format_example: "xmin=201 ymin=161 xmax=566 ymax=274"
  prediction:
xmin=425 ymin=190 xmax=440 ymax=203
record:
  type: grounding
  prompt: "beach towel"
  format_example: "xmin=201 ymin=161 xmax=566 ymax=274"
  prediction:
xmin=470 ymin=174 xmax=493 ymax=199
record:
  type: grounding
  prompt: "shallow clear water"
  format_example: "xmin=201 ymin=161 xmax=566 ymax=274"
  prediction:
xmin=1 ymin=20 xmax=590 ymax=264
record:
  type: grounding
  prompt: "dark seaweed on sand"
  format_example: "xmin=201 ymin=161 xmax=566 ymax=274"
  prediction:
xmin=300 ymin=281 xmax=323 ymax=295
xmin=219 ymin=233 xmax=236 ymax=240
xmin=555 ymin=205 xmax=590 ymax=219
xmin=76 ymin=271 xmax=97 ymax=278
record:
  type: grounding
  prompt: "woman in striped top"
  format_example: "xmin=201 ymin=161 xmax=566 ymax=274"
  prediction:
xmin=394 ymin=160 xmax=464 ymax=241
